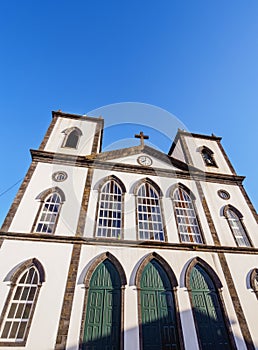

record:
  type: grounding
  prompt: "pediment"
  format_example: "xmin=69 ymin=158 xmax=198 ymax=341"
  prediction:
xmin=94 ymin=145 xmax=191 ymax=172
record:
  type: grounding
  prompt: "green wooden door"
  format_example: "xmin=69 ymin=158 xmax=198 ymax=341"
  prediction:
xmin=83 ymin=260 xmax=121 ymax=350
xmin=190 ymin=265 xmax=231 ymax=350
xmin=140 ymin=260 xmax=179 ymax=350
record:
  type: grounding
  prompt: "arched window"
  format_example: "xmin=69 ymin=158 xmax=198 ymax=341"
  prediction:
xmin=172 ymin=186 xmax=203 ymax=244
xmin=34 ymin=189 xmax=65 ymax=234
xmin=250 ymin=268 xmax=258 ymax=299
xmin=62 ymin=127 xmax=82 ymax=149
xmin=136 ymin=181 xmax=165 ymax=241
xmin=96 ymin=179 xmax=124 ymax=239
xmin=224 ymin=206 xmax=251 ymax=247
xmin=0 ymin=259 xmax=45 ymax=345
xmin=201 ymin=146 xmax=217 ymax=167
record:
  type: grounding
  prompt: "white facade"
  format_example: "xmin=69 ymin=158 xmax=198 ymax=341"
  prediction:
xmin=0 ymin=110 xmax=257 ymax=350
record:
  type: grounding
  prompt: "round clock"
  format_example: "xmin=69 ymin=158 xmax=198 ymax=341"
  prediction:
xmin=137 ymin=156 xmax=153 ymax=166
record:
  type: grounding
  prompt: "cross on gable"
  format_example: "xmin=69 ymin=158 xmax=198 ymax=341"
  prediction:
xmin=134 ymin=131 xmax=149 ymax=146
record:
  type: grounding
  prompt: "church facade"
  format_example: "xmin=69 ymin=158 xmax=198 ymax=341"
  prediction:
xmin=0 ymin=110 xmax=257 ymax=349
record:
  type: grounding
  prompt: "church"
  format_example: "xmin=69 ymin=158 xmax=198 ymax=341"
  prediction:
xmin=0 ymin=110 xmax=257 ymax=350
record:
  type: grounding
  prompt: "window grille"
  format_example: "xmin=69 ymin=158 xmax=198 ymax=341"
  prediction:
xmin=137 ymin=182 xmax=164 ymax=241
xmin=35 ymin=193 xmax=61 ymax=233
xmin=0 ymin=267 xmax=39 ymax=342
xmin=226 ymin=208 xmax=251 ymax=247
xmin=96 ymin=180 xmax=122 ymax=238
xmin=173 ymin=188 xmax=203 ymax=243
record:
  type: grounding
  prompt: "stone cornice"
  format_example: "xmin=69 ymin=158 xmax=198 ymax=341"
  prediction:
xmin=52 ymin=110 xmax=104 ymax=125
xmin=30 ymin=149 xmax=245 ymax=185
xmin=1 ymin=231 xmax=258 ymax=255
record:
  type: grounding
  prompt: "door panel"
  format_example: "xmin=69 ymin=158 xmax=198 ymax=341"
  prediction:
xmin=190 ymin=265 xmax=230 ymax=349
xmin=140 ymin=260 xmax=179 ymax=350
xmin=83 ymin=261 xmax=121 ymax=350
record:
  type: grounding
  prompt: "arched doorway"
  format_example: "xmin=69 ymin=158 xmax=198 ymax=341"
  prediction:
xmin=83 ymin=259 xmax=122 ymax=349
xmin=189 ymin=264 xmax=231 ymax=349
xmin=140 ymin=259 xmax=180 ymax=350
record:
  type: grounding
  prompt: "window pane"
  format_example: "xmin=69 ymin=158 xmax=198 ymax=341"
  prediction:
xmin=96 ymin=180 xmax=122 ymax=239
xmin=173 ymin=188 xmax=203 ymax=244
xmin=137 ymin=183 xmax=164 ymax=241
xmin=35 ymin=193 xmax=61 ymax=234
xmin=0 ymin=267 xmax=39 ymax=341
xmin=226 ymin=209 xmax=251 ymax=247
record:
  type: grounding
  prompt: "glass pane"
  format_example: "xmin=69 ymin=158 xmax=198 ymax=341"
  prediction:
xmin=9 ymin=322 xmax=19 ymax=338
xmin=17 ymin=322 xmax=27 ymax=340
xmin=1 ymin=322 xmax=11 ymax=338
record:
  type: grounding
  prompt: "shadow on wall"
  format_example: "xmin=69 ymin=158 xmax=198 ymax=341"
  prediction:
xmin=64 ymin=307 xmax=253 ymax=350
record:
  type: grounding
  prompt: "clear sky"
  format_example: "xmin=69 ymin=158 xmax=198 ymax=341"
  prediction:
xmin=0 ymin=1 xmax=258 ymax=225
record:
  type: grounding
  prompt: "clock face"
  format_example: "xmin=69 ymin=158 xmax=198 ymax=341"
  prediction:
xmin=137 ymin=156 xmax=153 ymax=166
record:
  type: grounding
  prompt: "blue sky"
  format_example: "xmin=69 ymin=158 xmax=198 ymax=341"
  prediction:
xmin=0 ymin=1 xmax=258 ymax=225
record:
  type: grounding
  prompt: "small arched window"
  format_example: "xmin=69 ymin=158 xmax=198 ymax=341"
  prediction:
xmin=201 ymin=146 xmax=217 ymax=167
xmin=96 ymin=179 xmax=124 ymax=239
xmin=250 ymin=268 xmax=258 ymax=299
xmin=0 ymin=260 xmax=45 ymax=345
xmin=136 ymin=180 xmax=165 ymax=241
xmin=34 ymin=189 xmax=65 ymax=234
xmin=172 ymin=186 xmax=203 ymax=244
xmin=224 ymin=206 xmax=251 ymax=247
xmin=62 ymin=127 xmax=82 ymax=149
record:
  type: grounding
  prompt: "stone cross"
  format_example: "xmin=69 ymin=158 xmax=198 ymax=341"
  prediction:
xmin=134 ymin=131 xmax=149 ymax=146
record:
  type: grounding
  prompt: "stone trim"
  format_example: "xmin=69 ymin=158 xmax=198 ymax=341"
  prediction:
xmin=76 ymin=168 xmax=94 ymax=237
xmin=52 ymin=110 xmax=104 ymax=124
xmin=79 ymin=252 xmax=126 ymax=350
xmin=179 ymin=134 xmax=193 ymax=165
xmin=94 ymin=174 xmax=127 ymax=193
xmin=1 ymin=161 xmax=37 ymax=231
xmin=238 ymin=183 xmax=258 ymax=224
xmin=133 ymin=177 xmax=164 ymax=196
xmin=218 ymin=253 xmax=255 ymax=350
xmin=0 ymin=259 xmax=45 ymax=347
xmin=8 ymin=258 xmax=45 ymax=284
xmin=55 ymin=244 xmax=82 ymax=349
xmin=30 ymin=149 xmax=246 ymax=185
xmin=91 ymin=119 xmax=103 ymax=154
xmin=185 ymin=257 xmax=237 ymax=350
xmin=216 ymin=139 xmax=237 ymax=175
xmin=36 ymin=186 xmax=66 ymax=202
xmin=39 ymin=114 xmax=58 ymax=151
xmin=135 ymin=252 xmax=185 ymax=350
xmin=1 ymin=231 xmax=258 ymax=255
xmin=195 ymin=181 xmax=221 ymax=246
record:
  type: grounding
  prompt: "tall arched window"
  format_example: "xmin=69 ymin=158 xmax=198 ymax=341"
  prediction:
xmin=136 ymin=181 xmax=165 ymax=241
xmin=34 ymin=188 xmax=65 ymax=234
xmin=172 ymin=186 xmax=203 ymax=244
xmin=96 ymin=178 xmax=124 ymax=239
xmin=62 ymin=127 xmax=82 ymax=149
xmin=186 ymin=259 xmax=234 ymax=349
xmin=0 ymin=259 xmax=45 ymax=345
xmin=201 ymin=146 xmax=217 ymax=167
xmin=224 ymin=206 xmax=251 ymax=247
